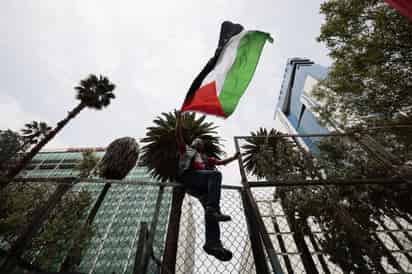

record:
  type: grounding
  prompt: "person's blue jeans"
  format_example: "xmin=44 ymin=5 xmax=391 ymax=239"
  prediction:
xmin=179 ymin=169 xmax=223 ymax=245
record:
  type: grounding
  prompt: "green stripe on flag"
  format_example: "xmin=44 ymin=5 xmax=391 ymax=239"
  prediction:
xmin=219 ymin=31 xmax=273 ymax=117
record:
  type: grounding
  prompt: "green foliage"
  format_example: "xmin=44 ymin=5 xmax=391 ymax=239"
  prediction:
xmin=76 ymin=150 xmax=100 ymax=178
xmin=0 ymin=183 xmax=93 ymax=270
xmin=75 ymin=74 xmax=116 ymax=110
xmin=21 ymin=121 xmax=52 ymax=146
xmin=0 ymin=122 xmax=51 ymax=178
xmin=242 ymin=128 xmax=322 ymax=181
xmin=0 ymin=130 xmax=24 ymax=174
xmin=98 ymin=137 xmax=139 ymax=180
xmin=242 ymin=128 xmax=282 ymax=178
xmin=314 ymin=0 xmax=412 ymax=125
xmin=0 ymin=142 xmax=96 ymax=270
xmin=244 ymin=127 xmax=408 ymax=272
xmin=141 ymin=111 xmax=223 ymax=182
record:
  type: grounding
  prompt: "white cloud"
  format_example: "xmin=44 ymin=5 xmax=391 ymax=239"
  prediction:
xmin=0 ymin=0 xmax=331 ymax=184
xmin=0 ymin=94 xmax=67 ymax=148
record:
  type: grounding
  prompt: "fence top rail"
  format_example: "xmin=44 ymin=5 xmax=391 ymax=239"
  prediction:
xmin=234 ymin=124 xmax=412 ymax=140
xmin=234 ymin=133 xmax=352 ymax=139
xmin=12 ymin=177 xmax=242 ymax=190
xmin=248 ymin=177 xmax=411 ymax=187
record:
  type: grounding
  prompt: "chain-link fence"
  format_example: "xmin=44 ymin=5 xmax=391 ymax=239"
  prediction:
xmin=251 ymin=186 xmax=412 ymax=274
xmin=174 ymin=188 xmax=251 ymax=274
xmin=0 ymin=177 xmax=173 ymax=274
xmin=1 ymin=128 xmax=411 ymax=273
xmin=234 ymin=127 xmax=412 ymax=274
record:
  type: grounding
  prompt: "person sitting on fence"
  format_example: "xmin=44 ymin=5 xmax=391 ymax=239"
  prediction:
xmin=175 ymin=110 xmax=240 ymax=261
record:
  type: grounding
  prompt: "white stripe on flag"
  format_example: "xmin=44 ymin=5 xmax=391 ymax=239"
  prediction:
xmin=201 ymin=31 xmax=248 ymax=95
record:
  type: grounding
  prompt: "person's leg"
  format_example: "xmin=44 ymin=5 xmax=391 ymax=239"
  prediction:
xmin=181 ymin=170 xmax=223 ymax=211
xmin=197 ymin=195 xmax=220 ymax=244
xmin=182 ymin=170 xmax=230 ymax=221
xmin=180 ymin=171 xmax=232 ymax=261
xmin=199 ymin=197 xmax=232 ymax=261
xmin=206 ymin=170 xmax=222 ymax=210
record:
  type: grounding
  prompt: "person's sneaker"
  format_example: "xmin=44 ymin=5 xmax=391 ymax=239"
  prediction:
xmin=203 ymin=243 xmax=233 ymax=261
xmin=205 ymin=208 xmax=232 ymax=222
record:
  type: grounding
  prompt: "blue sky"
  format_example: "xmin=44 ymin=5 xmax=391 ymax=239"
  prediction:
xmin=0 ymin=0 xmax=332 ymax=184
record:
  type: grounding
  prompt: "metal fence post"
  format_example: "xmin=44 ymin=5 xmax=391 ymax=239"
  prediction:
xmin=133 ymin=222 xmax=150 ymax=274
xmin=241 ymin=189 xmax=271 ymax=274
xmin=234 ymin=137 xmax=284 ymax=274
xmin=133 ymin=186 xmax=165 ymax=274
xmin=161 ymin=187 xmax=185 ymax=274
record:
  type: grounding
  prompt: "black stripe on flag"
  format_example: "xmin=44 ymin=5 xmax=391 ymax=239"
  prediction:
xmin=183 ymin=21 xmax=244 ymax=104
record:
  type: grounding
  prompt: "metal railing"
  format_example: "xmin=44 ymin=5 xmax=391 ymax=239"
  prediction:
xmin=1 ymin=126 xmax=411 ymax=273
xmin=232 ymin=126 xmax=412 ymax=274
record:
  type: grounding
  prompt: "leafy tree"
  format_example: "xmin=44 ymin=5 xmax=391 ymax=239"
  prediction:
xmin=21 ymin=121 xmax=52 ymax=148
xmin=242 ymin=127 xmax=320 ymax=181
xmin=242 ymin=127 xmax=405 ymax=273
xmin=0 ymin=150 xmax=98 ymax=272
xmin=0 ymin=130 xmax=24 ymax=175
xmin=1 ymin=75 xmax=116 ymax=190
xmin=314 ymin=0 xmax=412 ymax=126
xmin=76 ymin=149 xmax=100 ymax=178
xmin=0 ymin=186 xmax=93 ymax=271
xmin=61 ymin=140 xmax=140 ymax=272
xmin=141 ymin=111 xmax=223 ymax=182
xmin=98 ymin=137 xmax=139 ymax=180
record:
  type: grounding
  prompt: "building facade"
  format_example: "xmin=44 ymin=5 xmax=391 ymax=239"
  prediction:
xmin=272 ymin=58 xmax=412 ymax=273
xmin=19 ymin=148 xmax=172 ymax=274
xmin=275 ymin=58 xmax=329 ymax=151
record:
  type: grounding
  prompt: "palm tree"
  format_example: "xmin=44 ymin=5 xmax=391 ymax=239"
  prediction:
xmin=0 ymin=122 xmax=51 ymax=178
xmin=0 ymin=130 xmax=23 ymax=173
xmin=242 ymin=127 xmax=284 ymax=179
xmin=141 ymin=111 xmax=222 ymax=272
xmin=98 ymin=137 xmax=139 ymax=180
xmin=140 ymin=111 xmax=223 ymax=182
xmin=242 ymin=128 xmax=402 ymax=272
xmin=1 ymin=74 xmax=116 ymax=189
xmin=21 ymin=121 xmax=52 ymax=146
xmin=242 ymin=127 xmax=321 ymax=181
xmin=241 ymin=127 xmax=319 ymax=272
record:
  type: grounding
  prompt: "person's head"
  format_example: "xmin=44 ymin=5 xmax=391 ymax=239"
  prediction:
xmin=191 ymin=138 xmax=204 ymax=152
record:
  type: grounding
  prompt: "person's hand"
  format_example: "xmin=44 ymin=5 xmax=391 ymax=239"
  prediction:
xmin=175 ymin=110 xmax=182 ymax=121
xmin=233 ymin=152 xmax=241 ymax=160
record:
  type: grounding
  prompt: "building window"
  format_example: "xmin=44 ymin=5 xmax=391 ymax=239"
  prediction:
xmin=297 ymin=104 xmax=306 ymax=128
xmin=300 ymin=75 xmax=321 ymax=112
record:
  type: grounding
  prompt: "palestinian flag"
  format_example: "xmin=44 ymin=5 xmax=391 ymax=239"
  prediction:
xmin=181 ymin=21 xmax=273 ymax=118
xmin=384 ymin=0 xmax=412 ymax=21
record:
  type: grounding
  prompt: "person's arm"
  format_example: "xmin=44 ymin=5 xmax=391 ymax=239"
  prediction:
xmin=175 ymin=110 xmax=185 ymax=153
xmin=209 ymin=152 xmax=240 ymax=166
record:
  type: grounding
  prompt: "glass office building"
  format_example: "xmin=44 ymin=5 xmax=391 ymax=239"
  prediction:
xmin=19 ymin=147 xmax=172 ymax=274
xmin=275 ymin=58 xmax=329 ymax=151
xmin=272 ymin=58 xmax=412 ymax=273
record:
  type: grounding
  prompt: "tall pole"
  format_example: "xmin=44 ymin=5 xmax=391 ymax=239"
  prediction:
xmin=234 ymin=137 xmax=284 ymax=274
xmin=161 ymin=187 xmax=185 ymax=274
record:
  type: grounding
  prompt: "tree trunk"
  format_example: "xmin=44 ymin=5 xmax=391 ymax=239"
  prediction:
xmin=1 ymin=103 xmax=85 ymax=190
xmin=60 ymin=183 xmax=111 ymax=272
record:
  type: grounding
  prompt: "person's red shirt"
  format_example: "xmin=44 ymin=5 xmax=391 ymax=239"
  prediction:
xmin=178 ymin=144 xmax=222 ymax=170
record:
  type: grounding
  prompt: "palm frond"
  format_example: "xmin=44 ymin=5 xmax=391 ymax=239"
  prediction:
xmin=75 ymin=74 xmax=116 ymax=110
xmin=140 ymin=111 xmax=223 ymax=182
xmin=241 ymin=127 xmax=285 ymax=178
